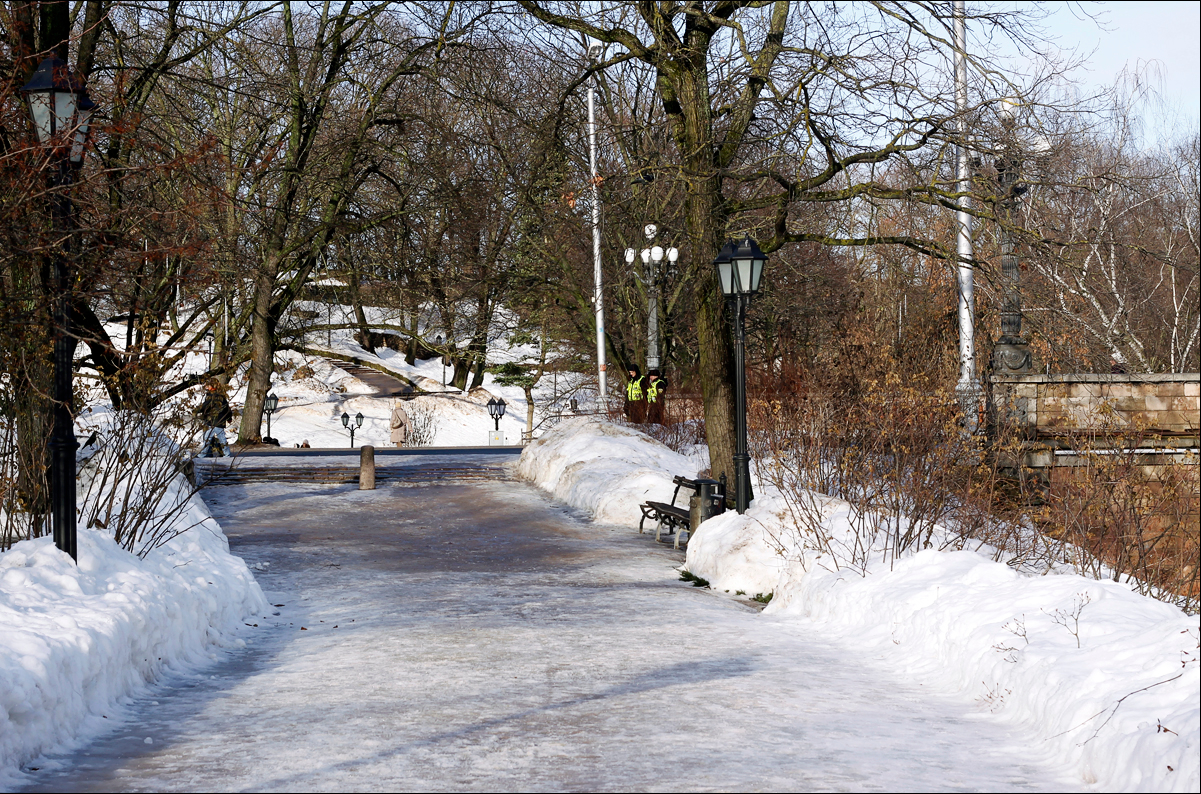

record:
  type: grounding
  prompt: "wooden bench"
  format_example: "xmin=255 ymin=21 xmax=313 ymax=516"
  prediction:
xmin=640 ymin=475 xmax=705 ymax=549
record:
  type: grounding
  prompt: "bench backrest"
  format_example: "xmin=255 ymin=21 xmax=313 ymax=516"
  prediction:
xmin=670 ymin=475 xmax=701 ymax=506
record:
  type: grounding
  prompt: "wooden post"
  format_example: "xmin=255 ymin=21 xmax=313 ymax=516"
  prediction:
xmin=359 ymin=445 xmax=375 ymax=490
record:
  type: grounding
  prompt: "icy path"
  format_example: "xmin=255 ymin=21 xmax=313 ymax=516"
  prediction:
xmin=21 ymin=474 xmax=1078 ymax=792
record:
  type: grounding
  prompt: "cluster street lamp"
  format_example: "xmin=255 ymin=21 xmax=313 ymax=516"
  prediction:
xmin=21 ymin=57 xmax=98 ymax=563
xmin=263 ymin=393 xmax=280 ymax=445
xmin=486 ymin=398 xmax=507 ymax=431
xmin=624 ymin=225 xmax=679 ymax=372
xmin=713 ymin=236 xmax=767 ymax=515
xmin=341 ymin=411 xmax=364 ymax=448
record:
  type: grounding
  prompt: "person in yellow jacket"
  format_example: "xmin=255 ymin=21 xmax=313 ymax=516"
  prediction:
xmin=646 ymin=368 xmax=668 ymax=424
xmin=624 ymin=364 xmax=647 ymax=424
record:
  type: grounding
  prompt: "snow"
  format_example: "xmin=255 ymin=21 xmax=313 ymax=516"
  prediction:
xmin=226 ymin=347 xmax=541 ymax=450
xmin=519 ymin=419 xmax=1201 ymax=792
xmin=0 ymin=475 xmax=267 ymax=786
xmin=516 ymin=417 xmax=698 ymax=525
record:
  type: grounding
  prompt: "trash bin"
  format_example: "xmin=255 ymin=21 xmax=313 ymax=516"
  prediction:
xmin=688 ymin=477 xmax=726 ymax=529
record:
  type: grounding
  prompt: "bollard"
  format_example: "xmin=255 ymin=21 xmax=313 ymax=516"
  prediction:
xmin=359 ymin=445 xmax=376 ymax=490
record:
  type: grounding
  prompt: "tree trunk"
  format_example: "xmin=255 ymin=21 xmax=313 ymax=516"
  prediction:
xmin=238 ymin=257 xmax=279 ymax=444
xmin=672 ymin=62 xmax=737 ymax=483
xmin=348 ymin=265 xmax=373 ymax=354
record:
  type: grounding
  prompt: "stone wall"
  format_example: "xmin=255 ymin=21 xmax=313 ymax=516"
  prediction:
xmin=991 ymin=373 xmax=1199 ymax=438
xmin=990 ymin=373 xmax=1199 ymax=474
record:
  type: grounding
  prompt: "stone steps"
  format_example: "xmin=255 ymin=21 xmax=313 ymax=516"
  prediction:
xmin=196 ymin=464 xmax=510 ymax=485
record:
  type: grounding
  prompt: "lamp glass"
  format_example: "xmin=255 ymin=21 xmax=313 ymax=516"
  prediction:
xmin=640 ymin=249 xmax=650 ymax=264
xmin=650 ymin=245 xmax=663 ymax=262
xmin=667 ymin=247 xmax=678 ymax=263
xmin=28 ymin=93 xmax=53 ymax=143
xmin=717 ymin=259 xmax=734 ymax=296
xmin=749 ymin=255 xmax=764 ymax=292
xmin=713 ymin=240 xmax=737 ymax=297
xmin=53 ymin=90 xmax=77 ymax=141
xmin=355 ymin=412 xmax=364 ymax=427
xmin=70 ymin=103 xmax=93 ymax=163
xmin=265 ymin=393 xmax=279 ymax=412
xmin=341 ymin=412 xmax=349 ymax=427
xmin=497 ymin=398 xmax=506 ymax=416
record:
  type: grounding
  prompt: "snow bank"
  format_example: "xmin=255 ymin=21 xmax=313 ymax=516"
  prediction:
xmin=687 ymin=496 xmax=1200 ymax=792
xmin=516 ymin=418 xmax=698 ymax=525
xmin=0 ymin=477 xmax=266 ymax=783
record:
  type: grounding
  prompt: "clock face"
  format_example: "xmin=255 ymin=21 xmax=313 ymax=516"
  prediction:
xmin=643 ymin=224 xmax=658 ymax=239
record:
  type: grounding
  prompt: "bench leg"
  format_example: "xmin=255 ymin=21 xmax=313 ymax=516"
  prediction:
xmin=675 ymin=525 xmax=689 ymax=550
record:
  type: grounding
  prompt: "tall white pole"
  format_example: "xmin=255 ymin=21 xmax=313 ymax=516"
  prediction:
xmin=953 ymin=0 xmax=980 ymax=432
xmin=587 ymin=47 xmax=607 ymax=411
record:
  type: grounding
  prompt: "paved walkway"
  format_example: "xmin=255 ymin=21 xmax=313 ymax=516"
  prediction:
xmin=321 ymin=354 xmax=416 ymax=397
xmin=20 ymin=465 xmax=1077 ymax=791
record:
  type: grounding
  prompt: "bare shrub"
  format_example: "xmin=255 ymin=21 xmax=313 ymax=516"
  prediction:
xmin=613 ymin=393 xmax=707 ymax=456
xmin=75 ymin=401 xmax=219 ymax=558
xmin=404 ymin=398 xmax=437 ymax=447
xmin=752 ymin=374 xmax=984 ymax=573
xmin=752 ymin=371 xmax=1199 ymax=612
xmin=1041 ymin=412 xmax=1200 ymax=613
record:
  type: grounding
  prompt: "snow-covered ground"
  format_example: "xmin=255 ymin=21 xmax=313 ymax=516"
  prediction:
xmin=518 ymin=419 xmax=1201 ymax=793
xmin=252 ymin=352 xmax=530 ymax=449
xmin=0 ymin=477 xmax=266 ymax=787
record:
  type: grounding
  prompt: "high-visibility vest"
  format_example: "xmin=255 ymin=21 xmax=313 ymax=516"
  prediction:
xmin=646 ymin=378 xmax=665 ymax=403
xmin=626 ymin=377 xmax=644 ymax=401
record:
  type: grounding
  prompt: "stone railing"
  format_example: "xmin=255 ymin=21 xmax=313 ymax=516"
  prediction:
xmin=990 ymin=373 xmax=1200 ymax=473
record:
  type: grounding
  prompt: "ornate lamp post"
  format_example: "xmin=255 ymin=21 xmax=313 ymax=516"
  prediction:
xmin=713 ymin=236 xmax=767 ymax=514
xmin=486 ymin=397 xmax=507 ymax=431
xmin=341 ymin=411 xmax=364 ymax=448
xmin=263 ymin=393 xmax=280 ymax=444
xmin=990 ymin=103 xmax=1033 ymax=375
xmin=21 ymin=57 xmax=97 ymax=563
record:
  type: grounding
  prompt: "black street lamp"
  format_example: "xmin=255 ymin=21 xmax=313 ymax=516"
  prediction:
xmin=340 ymin=411 xmax=364 ymax=447
xmin=21 ymin=57 xmax=97 ymax=563
xmin=486 ymin=397 xmax=507 ymax=431
xmin=713 ymin=235 xmax=767 ymax=514
xmin=263 ymin=392 xmax=280 ymax=445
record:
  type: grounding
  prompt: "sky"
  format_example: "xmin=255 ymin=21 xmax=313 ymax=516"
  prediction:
xmin=1034 ymin=1 xmax=1200 ymax=136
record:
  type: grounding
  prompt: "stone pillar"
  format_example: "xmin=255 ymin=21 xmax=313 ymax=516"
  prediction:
xmin=359 ymin=445 xmax=375 ymax=490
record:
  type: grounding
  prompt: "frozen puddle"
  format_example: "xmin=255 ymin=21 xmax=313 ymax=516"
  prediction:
xmin=20 ymin=475 xmax=1079 ymax=792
